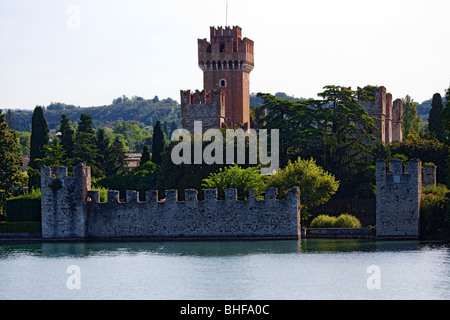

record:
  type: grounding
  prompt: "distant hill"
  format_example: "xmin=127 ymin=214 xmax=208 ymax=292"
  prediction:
xmin=6 ymin=96 xmax=181 ymax=132
xmin=250 ymin=92 xmax=308 ymax=107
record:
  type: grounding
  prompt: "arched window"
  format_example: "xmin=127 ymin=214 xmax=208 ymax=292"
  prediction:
xmin=223 ymin=61 xmax=227 ymax=70
xmin=218 ymin=61 xmax=222 ymax=70
xmin=206 ymin=61 xmax=211 ymax=70
xmin=212 ymin=61 xmax=217 ymax=70
xmin=228 ymin=61 xmax=233 ymax=70
xmin=219 ymin=79 xmax=227 ymax=87
xmin=234 ymin=60 xmax=239 ymax=70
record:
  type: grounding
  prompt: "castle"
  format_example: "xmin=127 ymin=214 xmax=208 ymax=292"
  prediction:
xmin=181 ymin=26 xmax=254 ymax=131
xmin=180 ymin=27 xmax=403 ymax=145
xmin=39 ymin=161 xmax=433 ymax=240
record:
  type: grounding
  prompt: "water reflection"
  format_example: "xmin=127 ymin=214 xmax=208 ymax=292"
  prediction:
xmin=0 ymin=239 xmax=448 ymax=259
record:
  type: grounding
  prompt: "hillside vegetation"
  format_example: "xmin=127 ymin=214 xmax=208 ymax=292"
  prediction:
xmin=6 ymin=95 xmax=181 ymax=132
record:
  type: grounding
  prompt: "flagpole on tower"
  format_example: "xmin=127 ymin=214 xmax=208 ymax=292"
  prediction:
xmin=226 ymin=0 xmax=228 ymax=26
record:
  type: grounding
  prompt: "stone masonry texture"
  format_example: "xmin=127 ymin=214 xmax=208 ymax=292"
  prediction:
xmin=41 ymin=164 xmax=301 ymax=240
xmin=376 ymin=159 xmax=421 ymax=239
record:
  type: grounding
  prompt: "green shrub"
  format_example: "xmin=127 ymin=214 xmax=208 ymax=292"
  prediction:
xmin=334 ymin=213 xmax=362 ymax=228
xmin=309 ymin=215 xmax=337 ymax=228
xmin=309 ymin=213 xmax=361 ymax=228
xmin=202 ymin=164 xmax=267 ymax=200
xmin=0 ymin=222 xmax=41 ymax=233
xmin=5 ymin=189 xmax=41 ymax=222
xmin=266 ymin=157 xmax=339 ymax=215
xmin=92 ymin=186 xmax=108 ymax=202
xmin=420 ymin=184 xmax=450 ymax=236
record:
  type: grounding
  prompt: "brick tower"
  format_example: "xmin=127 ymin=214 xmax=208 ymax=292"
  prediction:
xmin=182 ymin=26 xmax=254 ymax=130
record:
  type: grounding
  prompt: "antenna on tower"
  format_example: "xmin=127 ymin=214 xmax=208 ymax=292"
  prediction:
xmin=226 ymin=0 xmax=228 ymax=26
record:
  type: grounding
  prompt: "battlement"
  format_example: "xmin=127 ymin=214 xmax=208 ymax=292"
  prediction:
xmin=86 ymin=187 xmax=297 ymax=204
xmin=180 ymin=89 xmax=225 ymax=106
xmin=198 ymin=25 xmax=254 ymax=69
xmin=41 ymin=164 xmax=301 ymax=240
xmin=180 ymin=89 xmax=227 ymax=131
xmin=210 ymin=26 xmax=242 ymax=39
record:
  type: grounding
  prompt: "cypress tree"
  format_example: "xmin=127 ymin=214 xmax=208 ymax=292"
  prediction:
xmin=0 ymin=109 xmax=23 ymax=213
xmin=105 ymin=136 xmax=126 ymax=176
xmin=73 ymin=113 xmax=101 ymax=177
xmin=96 ymin=128 xmax=111 ymax=176
xmin=59 ymin=114 xmax=75 ymax=159
xmin=442 ymin=88 xmax=450 ymax=136
xmin=428 ymin=93 xmax=445 ymax=141
xmin=28 ymin=106 xmax=49 ymax=189
xmin=151 ymin=120 xmax=165 ymax=165
xmin=140 ymin=145 xmax=151 ymax=166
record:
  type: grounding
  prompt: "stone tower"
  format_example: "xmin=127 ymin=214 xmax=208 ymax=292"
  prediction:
xmin=376 ymin=159 xmax=421 ymax=239
xmin=182 ymin=26 xmax=254 ymax=131
xmin=359 ymin=86 xmax=403 ymax=144
xmin=40 ymin=163 xmax=91 ymax=239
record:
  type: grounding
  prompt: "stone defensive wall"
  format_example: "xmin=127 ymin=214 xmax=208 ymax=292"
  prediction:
xmin=40 ymin=163 xmax=301 ymax=240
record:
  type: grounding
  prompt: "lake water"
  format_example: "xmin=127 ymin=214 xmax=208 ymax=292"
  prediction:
xmin=0 ymin=239 xmax=449 ymax=300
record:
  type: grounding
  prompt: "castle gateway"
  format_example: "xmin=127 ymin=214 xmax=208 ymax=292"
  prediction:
xmin=181 ymin=26 xmax=254 ymax=131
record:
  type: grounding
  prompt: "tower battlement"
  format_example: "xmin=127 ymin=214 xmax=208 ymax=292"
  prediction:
xmin=180 ymin=89 xmax=225 ymax=105
xmin=180 ymin=89 xmax=227 ymax=131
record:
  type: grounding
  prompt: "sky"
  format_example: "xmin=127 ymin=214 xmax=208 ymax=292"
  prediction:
xmin=0 ymin=0 xmax=449 ymax=110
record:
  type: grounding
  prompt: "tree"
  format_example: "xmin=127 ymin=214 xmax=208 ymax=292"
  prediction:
xmin=96 ymin=128 xmax=111 ymax=175
xmin=402 ymin=95 xmax=421 ymax=137
xmin=255 ymin=86 xmax=378 ymax=195
xmin=428 ymin=93 xmax=445 ymax=141
xmin=105 ymin=136 xmax=126 ymax=176
xmin=140 ymin=145 xmax=151 ymax=166
xmin=151 ymin=120 xmax=166 ymax=165
xmin=266 ymin=157 xmax=339 ymax=217
xmin=0 ymin=109 xmax=23 ymax=213
xmin=202 ymin=164 xmax=267 ymax=200
xmin=73 ymin=113 xmax=101 ymax=177
xmin=5 ymin=109 xmax=15 ymax=130
xmin=28 ymin=106 xmax=49 ymax=189
xmin=59 ymin=114 xmax=75 ymax=159
xmin=77 ymin=113 xmax=95 ymax=135
xmin=35 ymin=137 xmax=68 ymax=167
xmin=442 ymin=88 xmax=450 ymax=136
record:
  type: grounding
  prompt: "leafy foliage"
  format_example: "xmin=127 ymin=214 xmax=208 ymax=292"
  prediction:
xmin=0 ymin=110 xmax=23 ymax=214
xmin=309 ymin=213 xmax=361 ymax=228
xmin=402 ymin=95 xmax=422 ymax=137
xmin=390 ymin=135 xmax=449 ymax=185
xmin=9 ymin=97 xmax=180 ymax=132
xmin=255 ymin=86 xmax=376 ymax=196
xmin=266 ymin=157 xmax=339 ymax=214
xmin=420 ymin=184 xmax=450 ymax=237
xmin=202 ymin=164 xmax=267 ymax=200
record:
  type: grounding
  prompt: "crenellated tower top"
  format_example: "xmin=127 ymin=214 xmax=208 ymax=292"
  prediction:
xmin=198 ymin=25 xmax=254 ymax=72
